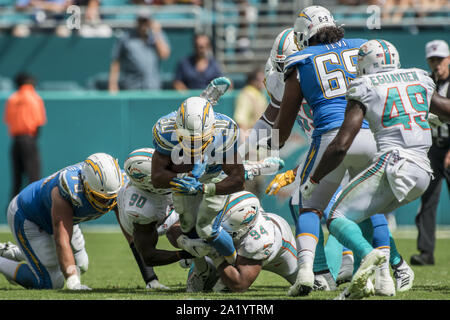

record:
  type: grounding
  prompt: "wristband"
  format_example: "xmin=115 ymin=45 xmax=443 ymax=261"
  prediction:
xmin=202 ymin=183 xmax=216 ymax=196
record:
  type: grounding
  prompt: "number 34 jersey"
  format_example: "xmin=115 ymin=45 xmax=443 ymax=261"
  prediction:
xmin=117 ymin=181 xmax=173 ymax=236
xmin=285 ymin=38 xmax=370 ymax=137
xmin=346 ymin=67 xmax=436 ymax=167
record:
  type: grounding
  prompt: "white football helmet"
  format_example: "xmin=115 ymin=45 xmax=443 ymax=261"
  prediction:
xmin=294 ymin=5 xmax=336 ymax=51
xmin=356 ymin=39 xmax=401 ymax=76
xmin=175 ymin=96 xmax=215 ymax=157
xmin=81 ymin=153 xmax=123 ymax=212
xmin=270 ymin=28 xmax=297 ymax=72
xmin=123 ymin=148 xmax=166 ymax=194
xmin=221 ymin=191 xmax=261 ymax=240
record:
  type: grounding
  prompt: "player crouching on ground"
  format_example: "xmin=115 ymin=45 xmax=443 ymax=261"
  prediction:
xmin=167 ymin=191 xmax=299 ymax=293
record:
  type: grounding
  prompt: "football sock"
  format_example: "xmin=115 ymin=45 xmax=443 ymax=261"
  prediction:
xmin=323 ymin=233 xmax=343 ymax=280
xmin=313 ymin=226 xmax=329 ymax=273
xmin=208 ymin=228 xmax=236 ymax=262
xmin=129 ymin=242 xmax=158 ymax=283
xmin=0 ymin=257 xmax=38 ymax=289
xmin=371 ymin=214 xmax=390 ymax=248
xmin=296 ymin=211 xmax=320 ymax=266
xmin=389 ymin=231 xmax=402 ymax=266
xmin=328 ymin=217 xmax=373 ymax=261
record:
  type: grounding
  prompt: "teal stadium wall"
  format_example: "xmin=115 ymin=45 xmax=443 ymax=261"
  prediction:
xmin=0 ymin=90 xmax=448 ymax=227
xmin=0 ymin=27 xmax=448 ymax=227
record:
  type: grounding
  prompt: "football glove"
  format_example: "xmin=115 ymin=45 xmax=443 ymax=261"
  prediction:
xmin=66 ymin=274 xmax=92 ymax=291
xmin=170 ymin=176 xmax=203 ymax=195
xmin=176 ymin=235 xmax=211 ymax=258
xmin=428 ymin=113 xmax=443 ymax=128
xmin=191 ymin=157 xmax=208 ymax=179
xmin=299 ymin=177 xmax=319 ymax=200
xmin=200 ymin=77 xmax=231 ymax=105
xmin=244 ymin=157 xmax=285 ymax=180
xmin=265 ymin=169 xmax=296 ymax=195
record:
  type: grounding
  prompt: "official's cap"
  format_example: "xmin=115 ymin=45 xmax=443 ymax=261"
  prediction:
xmin=426 ymin=40 xmax=449 ymax=59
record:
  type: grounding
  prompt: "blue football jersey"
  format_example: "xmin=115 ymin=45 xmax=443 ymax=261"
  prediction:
xmin=152 ymin=111 xmax=239 ymax=176
xmin=285 ymin=38 xmax=370 ymax=137
xmin=17 ymin=163 xmax=126 ymax=234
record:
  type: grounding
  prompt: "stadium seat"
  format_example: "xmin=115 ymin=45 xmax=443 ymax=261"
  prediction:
xmin=37 ymin=81 xmax=85 ymax=91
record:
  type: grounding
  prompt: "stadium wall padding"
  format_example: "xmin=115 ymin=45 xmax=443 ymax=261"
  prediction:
xmin=0 ymin=90 xmax=448 ymax=227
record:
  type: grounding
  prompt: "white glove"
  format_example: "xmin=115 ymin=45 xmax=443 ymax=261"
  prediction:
xmin=299 ymin=177 xmax=319 ymax=200
xmin=66 ymin=274 xmax=92 ymax=290
xmin=176 ymin=235 xmax=211 ymax=258
xmin=428 ymin=113 xmax=443 ymax=128
xmin=146 ymin=279 xmax=170 ymax=290
xmin=244 ymin=157 xmax=285 ymax=180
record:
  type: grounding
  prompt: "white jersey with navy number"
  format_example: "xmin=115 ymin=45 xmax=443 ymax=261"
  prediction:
xmin=264 ymin=58 xmax=315 ymax=142
xmin=346 ymin=68 xmax=436 ymax=170
xmin=117 ymin=182 xmax=173 ymax=236
xmin=236 ymin=212 xmax=297 ymax=283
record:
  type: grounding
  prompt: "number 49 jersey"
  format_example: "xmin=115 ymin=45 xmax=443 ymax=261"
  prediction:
xmin=285 ymin=38 xmax=370 ymax=137
xmin=347 ymin=68 xmax=436 ymax=166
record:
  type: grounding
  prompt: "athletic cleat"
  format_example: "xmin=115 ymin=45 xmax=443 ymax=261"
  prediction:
xmin=146 ymin=279 xmax=170 ymax=291
xmin=334 ymin=278 xmax=374 ymax=300
xmin=186 ymin=258 xmax=218 ymax=293
xmin=374 ymin=268 xmax=395 ymax=296
xmin=313 ymin=271 xmax=337 ymax=291
xmin=393 ymin=260 xmax=414 ymax=292
xmin=212 ymin=278 xmax=231 ymax=293
xmin=336 ymin=254 xmax=354 ymax=285
xmin=342 ymin=249 xmax=386 ymax=300
xmin=0 ymin=242 xmax=25 ymax=262
xmin=287 ymin=262 xmax=314 ymax=296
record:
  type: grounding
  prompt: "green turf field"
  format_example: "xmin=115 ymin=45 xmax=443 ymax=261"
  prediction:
xmin=0 ymin=228 xmax=449 ymax=300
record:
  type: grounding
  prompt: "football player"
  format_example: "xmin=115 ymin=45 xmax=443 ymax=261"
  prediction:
xmin=167 ymin=191 xmax=299 ymax=293
xmin=301 ymin=39 xmax=450 ymax=299
xmin=151 ymin=92 xmax=246 ymax=266
xmin=116 ymin=148 xmax=201 ymax=289
xmin=261 ymin=20 xmax=412 ymax=295
xmin=0 ymin=153 xmax=123 ymax=290
xmin=266 ymin=5 xmax=403 ymax=297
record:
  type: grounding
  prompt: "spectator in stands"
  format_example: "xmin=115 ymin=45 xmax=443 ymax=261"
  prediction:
xmin=3 ymin=73 xmax=47 ymax=200
xmin=108 ymin=15 xmax=171 ymax=92
xmin=411 ymin=40 xmax=450 ymax=266
xmin=173 ymin=33 xmax=223 ymax=91
xmin=14 ymin=0 xmax=72 ymax=37
xmin=233 ymin=67 xmax=267 ymax=196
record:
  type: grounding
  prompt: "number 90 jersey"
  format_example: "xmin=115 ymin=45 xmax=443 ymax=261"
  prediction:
xmin=284 ymin=38 xmax=370 ymax=137
xmin=346 ymin=67 xmax=436 ymax=167
xmin=117 ymin=181 xmax=173 ymax=236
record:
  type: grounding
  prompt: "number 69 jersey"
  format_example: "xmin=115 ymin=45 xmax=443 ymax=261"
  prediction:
xmin=346 ymin=67 xmax=436 ymax=168
xmin=284 ymin=38 xmax=370 ymax=137
xmin=235 ymin=212 xmax=298 ymax=284
xmin=117 ymin=181 xmax=173 ymax=236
